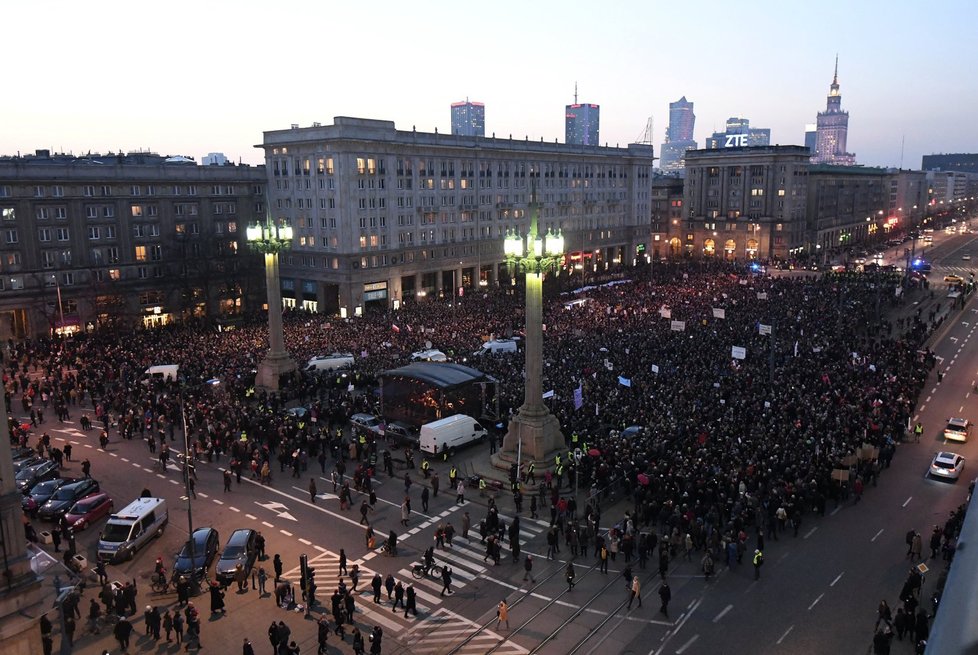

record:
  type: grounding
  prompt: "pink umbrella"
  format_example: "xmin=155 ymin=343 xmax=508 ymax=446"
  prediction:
xmin=588 ymin=448 xmax=601 ymax=457
xmin=637 ymin=473 xmax=650 ymax=486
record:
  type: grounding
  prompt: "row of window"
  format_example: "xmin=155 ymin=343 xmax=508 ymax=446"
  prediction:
xmin=0 ymin=184 xmax=253 ymax=199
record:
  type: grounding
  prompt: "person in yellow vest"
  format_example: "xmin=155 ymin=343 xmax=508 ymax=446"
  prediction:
xmin=525 ymin=462 xmax=536 ymax=484
xmin=449 ymin=466 xmax=458 ymax=487
xmin=421 ymin=458 xmax=430 ymax=479
xmin=554 ymin=453 xmax=561 ymax=468
xmin=479 ymin=478 xmax=487 ymax=497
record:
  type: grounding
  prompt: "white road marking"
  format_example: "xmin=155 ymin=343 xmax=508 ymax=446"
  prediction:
xmin=903 ymin=496 xmax=913 ymax=507
xmin=712 ymin=604 xmax=733 ymax=623
xmin=961 ymin=406 xmax=965 ymax=413
xmin=280 ymin=530 xmax=293 ymax=537
xmin=298 ymin=538 xmax=311 ymax=545
xmin=776 ymin=625 xmax=794 ymax=645
xmin=245 ymin=514 xmax=257 ymax=520
xmin=871 ymin=529 xmax=884 ymax=542
xmin=804 ymin=527 xmax=818 ymax=539
xmin=676 ymin=635 xmax=699 ymax=654
xmin=229 ymin=507 xmax=240 ymax=512
xmin=831 ymin=572 xmax=844 ymax=587
xmin=120 ymin=458 xmax=129 ymax=462
xmin=262 ymin=521 xmax=274 ymax=528
xmin=808 ymin=593 xmax=824 ymax=610
xmin=212 ymin=499 xmax=224 ymax=505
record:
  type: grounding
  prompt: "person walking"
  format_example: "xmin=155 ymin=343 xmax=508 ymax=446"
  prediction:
xmin=258 ymin=566 xmax=268 ymax=596
xmin=496 ymin=600 xmax=509 ymax=630
xmin=224 ymin=470 xmax=232 ymax=493
xmin=309 ymin=478 xmax=318 ymax=503
xmin=400 ymin=497 xmax=410 ymax=527
xmin=523 ymin=555 xmax=535 ymax=583
xmin=317 ymin=616 xmax=330 ymax=655
xmin=440 ymin=566 xmax=453 ymax=597
xmin=566 ymin=561 xmax=576 ymax=590
xmin=114 ymin=615 xmax=133 ymax=652
xmin=273 ymin=554 xmax=284 ymax=582
xmin=658 ymin=582 xmax=671 ymax=617
xmin=456 ymin=479 xmax=465 ymax=505
xmin=421 ymin=486 xmax=430 ymax=513
xmin=359 ymin=499 xmax=373 ymax=525
xmin=627 ymin=576 xmax=642 ymax=609
xmin=243 ymin=637 xmax=256 ymax=655
xmin=371 ymin=574 xmax=383 ymax=603
xmin=162 ymin=609 xmax=173 ymax=642
xmin=910 ymin=532 xmax=922 ymax=561
xmin=753 ymin=549 xmax=764 ymax=580
xmin=404 ymin=584 xmax=417 ymax=618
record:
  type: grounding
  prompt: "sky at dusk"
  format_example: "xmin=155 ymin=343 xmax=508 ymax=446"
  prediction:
xmin=6 ymin=0 xmax=977 ymax=169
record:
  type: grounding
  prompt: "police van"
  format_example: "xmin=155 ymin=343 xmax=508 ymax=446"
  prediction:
xmin=97 ymin=497 xmax=168 ymax=563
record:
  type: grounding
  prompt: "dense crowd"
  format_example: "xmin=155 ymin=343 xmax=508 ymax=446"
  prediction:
xmin=7 ymin=263 xmax=935 ymax=561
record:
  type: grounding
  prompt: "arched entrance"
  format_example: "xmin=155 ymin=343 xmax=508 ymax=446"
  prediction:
xmin=724 ymin=239 xmax=737 ymax=261
xmin=703 ymin=238 xmax=716 ymax=257
xmin=668 ymin=238 xmax=681 ymax=257
xmin=746 ymin=238 xmax=759 ymax=259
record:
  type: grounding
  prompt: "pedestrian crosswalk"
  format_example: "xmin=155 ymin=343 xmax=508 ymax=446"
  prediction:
xmin=403 ymin=607 xmax=528 ymax=655
xmin=278 ymin=504 xmax=549 ymax=651
xmin=932 ymin=264 xmax=976 ymax=275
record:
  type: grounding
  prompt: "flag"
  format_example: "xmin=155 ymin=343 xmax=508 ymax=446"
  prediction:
xmin=573 ymin=385 xmax=583 ymax=410
xmin=542 ymin=390 xmax=555 ymax=399
xmin=618 ymin=375 xmax=631 ymax=387
xmin=391 ymin=324 xmax=401 ymax=334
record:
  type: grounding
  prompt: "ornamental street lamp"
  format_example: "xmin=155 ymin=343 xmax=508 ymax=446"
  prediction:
xmin=246 ymin=217 xmax=296 ymax=390
xmin=492 ymin=191 xmax=565 ymax=476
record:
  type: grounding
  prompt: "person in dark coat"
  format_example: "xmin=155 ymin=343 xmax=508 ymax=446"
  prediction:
xmin=209 ymin=582 xmax=226 ymax=614
xmin=113 ymin=616 xmax=133 ymax=652
xmin=243 ymin=637 xmax=256 ymax=655
xmin=404 ymin=584 xmax=417 ymax=618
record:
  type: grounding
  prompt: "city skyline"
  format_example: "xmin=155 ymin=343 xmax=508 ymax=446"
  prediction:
xmin=5 ymin=0 xmax=977 ymax=169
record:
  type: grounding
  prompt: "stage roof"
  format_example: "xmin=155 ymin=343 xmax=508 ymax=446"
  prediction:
xmin=380 ymin=363 xmax=497 ymax=390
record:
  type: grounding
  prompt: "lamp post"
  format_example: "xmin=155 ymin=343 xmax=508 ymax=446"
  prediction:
xmin=246 ymin=217 xmax=296 ymax=390
xmin=492 ymin=192 xmax=565 ymax=476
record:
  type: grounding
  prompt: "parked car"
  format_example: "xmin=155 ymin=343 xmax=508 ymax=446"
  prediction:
xmin=385 ymin=421 xmax=420 ymax=448
xmin=173 ymin=527 xmax=220 ymax=579
xmin=411 ymin=349 xmax=448 ymax=362
xmin=22 ymin=478 xmax=72 ymax=517
xmin=38 ymin=478 xmax=100 ymax=521
xmin=963 ymin=254 xmax=972 ymax=261
xmin=350 ymin=413 xmax=384 ymax=436
xmin=64 ymin=492 xmax=115 ymax=532
xmin=16 ymin=460 xmax=61 ymax=494
xmin=13 ymin=454 xmax=44 ymax=473
xmin=930 ymin=451 xmax=965 ymax=481
xmin=215 ymin=528 xmax=258 ymax=585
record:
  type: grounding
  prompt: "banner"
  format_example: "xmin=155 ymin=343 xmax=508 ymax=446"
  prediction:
xmin=759 ymin=324 xmax=772 ymax=336
xmin=618 ymin=376 xmax=631 ymax=387
xmin=731 ymin=346 xmax=747 ymax=360
xmin=542 ymin=390 xmax=554 ymax=399
xmin=712 ymin=308 xmax=726 ymax=319
xmin=573 ymin=385 xmax=583 ymax=410
xmin=670 ymin=320 xmax=686 ymax=332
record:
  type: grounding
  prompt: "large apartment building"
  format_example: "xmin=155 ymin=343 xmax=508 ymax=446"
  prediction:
xmin=0 ymin=150 xmax=266 ymax=339
xmin=259 ymin=117 xmax=655 ymax=314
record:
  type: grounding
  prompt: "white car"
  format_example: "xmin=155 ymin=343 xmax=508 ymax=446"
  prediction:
xmin=930 ymin=451 xmax=965 ymax=481
xmin=944 ymin=417 xmax=971 ymax=442
xmin=411 ymin=349 xmax=448 ymax=362
xmin=350 ymin=413 xmax=384 ymax=436
xmin=962 ymin=254 xmax=971 ymax=261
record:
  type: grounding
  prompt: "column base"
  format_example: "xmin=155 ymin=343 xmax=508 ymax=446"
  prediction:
xmin=491 ymin=409 xmax=565 ymax=475
xmin=255 ymin=352 xmax=297 ymax=391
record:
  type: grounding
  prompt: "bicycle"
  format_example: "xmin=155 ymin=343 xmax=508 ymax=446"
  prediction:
xmin=89 ymin=612 xmax=119 ymax=635
xmin=151 ymin=572 xmax=170 ymax=593
xmin=412 ymin=562 xmax=442 ymax=579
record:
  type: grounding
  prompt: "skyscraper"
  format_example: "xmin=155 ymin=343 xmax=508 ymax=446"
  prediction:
xmin=804 ymin=124 xmax=817 ymax=155
xmin=705 ymin=117 xmax=771 ymax=149
xmin=451 ymin=100 xmax=485 ymax=137
xmin=812 ymin=57 xmax=856 ymax=165
xmin=659 ymin=96 xmax=698 ymax=173
xmin=565 ymin=85 xmax=599 ymax=145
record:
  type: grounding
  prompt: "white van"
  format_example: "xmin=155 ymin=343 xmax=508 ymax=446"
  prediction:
xmin=145 ymin=365 xmax=179 ymax=382
xmin=305 ymin=353 xmax=354 ymax=373
xmin=419 ymin=414 xmax=486 ymax=455
xmin=475 ymin=339 xmax=519 ymax=356
xmin=97 ymin=497 xmax=168 ymax=563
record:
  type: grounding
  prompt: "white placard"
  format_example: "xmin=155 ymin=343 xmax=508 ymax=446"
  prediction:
xmin=713 ymin=308 xmax=726 ymax=319
xmin=670 ymin=320 xmax=686 ymax=332
xmin=732 ymin=346 xmax=747 ymax=360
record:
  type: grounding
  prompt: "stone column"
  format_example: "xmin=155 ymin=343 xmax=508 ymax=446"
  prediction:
xmin=255 ymin=251 xmax=296 ymax=390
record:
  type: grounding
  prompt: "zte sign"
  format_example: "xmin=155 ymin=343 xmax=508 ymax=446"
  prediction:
xmin=724 ymin=134 xmax=749 ymax=148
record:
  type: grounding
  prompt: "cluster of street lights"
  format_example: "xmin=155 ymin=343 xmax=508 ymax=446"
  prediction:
xmin=245 ymin=218 xmax=295 ymax=390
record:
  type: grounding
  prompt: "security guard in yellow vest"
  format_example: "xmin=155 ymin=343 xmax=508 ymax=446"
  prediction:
xmin=449 ymin=466 xmax=458 ymax=487
xmin=479 ymin=477 xmax=487 ymax=497
xmin=526 ymin=462 xmax=536 ymax=484
xmin=421 ymin=458 xmax=430 ymax=479
xmin=554 ymin=453 xmax=562 ymax=468
xmin=570 ymin=432 xmax=579 ymax=447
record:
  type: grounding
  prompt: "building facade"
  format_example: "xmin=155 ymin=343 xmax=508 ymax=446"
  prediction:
xmin=260 ymin=117 xmax=654 ymax=314
xmin=804 ymin=124 xmax=817 ymax=155
xmin=705 ymin=117 xmax=771 ymax=149
xmin=0 ymin=151 xmax=266 ymax=339
xmin=649 ymin=176 xmax=684 ymax=258
xmin=565 ymin=103 xmax=600 ymax=146
xmin=812 ymin=59 xmax=856 ymax=165
xmin=921 ymin=153 xmax=978 ymax=174
xmin=682 ymin=146 xmax=811 ymax=260
xmin=806 ymin=165 xmax=889 ymax=254
xmin=659 ymin=96 xmax=698 ymax=174
xmin=450 ymin=101 xmax=485 ymax=138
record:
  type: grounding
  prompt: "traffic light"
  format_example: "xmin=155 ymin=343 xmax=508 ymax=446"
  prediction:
xmin=299 ymin=554 xmax=308 ymax=593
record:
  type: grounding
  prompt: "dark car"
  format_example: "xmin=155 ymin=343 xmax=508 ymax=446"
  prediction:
xmin=11 ymin=446 xmax=36 ymax=463
xmin=385 ymin=421 xmax=420 ymax=449
xmin=64 ymin=492 xmax=115 ymax=532
xmin=13 ymin=454 xmax=44 ymax=473
xmin=16 ymin=460 xmax=61 ymax=494
xmin=22 ymin=477 xmax=72 ymax=517
xmin=38 ymin=478 xmax=100 ymax=521
xmin=173 ymin=527 xmax=220 ymax=579
xmin=215 ymin=528 xmax=258 ymax=585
